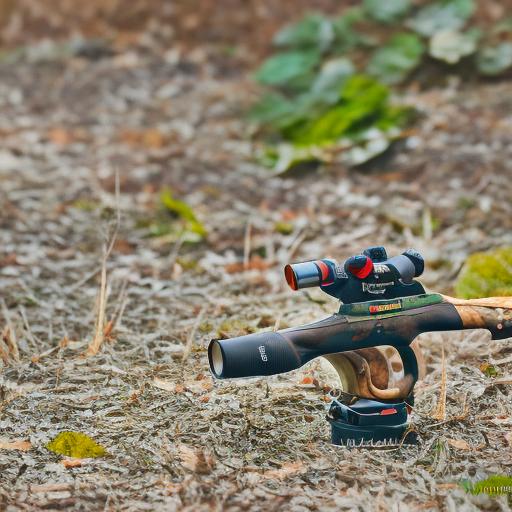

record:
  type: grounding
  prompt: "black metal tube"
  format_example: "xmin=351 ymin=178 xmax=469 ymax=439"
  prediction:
xmin=208 ymin=303 xmax=463 ymax=380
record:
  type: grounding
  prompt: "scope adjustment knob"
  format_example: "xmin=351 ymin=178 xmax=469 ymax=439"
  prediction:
xmin=402 ymin=249 xmax=424 ymax=277
xmin=344 ymin=255 xmax=374 ymax=279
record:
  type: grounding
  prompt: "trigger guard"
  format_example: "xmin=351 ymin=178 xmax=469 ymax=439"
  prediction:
xmin=322 ymin=344 xmax=421 ymax=401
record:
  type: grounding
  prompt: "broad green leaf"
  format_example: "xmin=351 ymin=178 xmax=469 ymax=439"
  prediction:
xmin=273 ymin=14 xmax=334 ymax=51
xmin=407 ymin=0 xmax=475 ymax=37
xmin=367 ymin=33 xmax=424 ymax=84
xmin=292 ymin=75 xmax=390 ymax=145
xmin=332 ymin=8 xmax=364 ymax=50
xmin=311 ymin=57 xmax=355 ymax=102
xmin=363 ymin=0 xmax=411 ymax=24
xmin=429 ymin=30 xmax=477 ymax=64
xmin=255 ymin=50 xmax=320 ymax=88
xmin=477 ymin=43 xmax=512 ymax=75
xmin=160 ymin=188 xmax=206 ymax=237
xmin=455 ymin=247 xmax=512 ymax=298
xmin=249 ymin=93 xmax=297 ymax=126
xmin=47 ymin=431 xmax=107 ymax=458
xmin=250 ymin=92 xmax=327 ymax=136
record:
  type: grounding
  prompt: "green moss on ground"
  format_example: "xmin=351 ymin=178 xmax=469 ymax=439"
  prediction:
xmin=47 ymin=431 xmax=107 ymax=458
xmin=455 ymin=247 xmax=512 ymax=298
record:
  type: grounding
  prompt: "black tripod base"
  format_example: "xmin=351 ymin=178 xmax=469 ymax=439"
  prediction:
xmin=329 ymin=418 xmax=417 ymax=447
xmin=327 ymin=398 xmax=416 ymax=448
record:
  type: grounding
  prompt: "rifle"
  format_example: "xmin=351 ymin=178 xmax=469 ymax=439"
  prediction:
xmin=208 ymin=247 xmax=512 ymax=446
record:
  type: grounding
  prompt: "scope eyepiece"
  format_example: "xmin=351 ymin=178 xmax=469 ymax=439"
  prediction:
xmin=284 ymin=259 xmax=338 ymax=291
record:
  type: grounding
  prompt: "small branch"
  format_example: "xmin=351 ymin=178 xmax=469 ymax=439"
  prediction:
xmin=243 ymin=220 xmax=252 ymax=270
xmin=431 ymin=344 xmax=447 ymax=421
xmin=1 ymin=299 xmax=19 ymax=362
xmin=86 ymin=169 xmax=121 ymax=357
xmin=182 ymin=306 xmax=207 ymax=361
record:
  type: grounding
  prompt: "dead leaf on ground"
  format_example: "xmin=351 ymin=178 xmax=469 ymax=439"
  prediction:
xmin=224 ymin=255 xmax=271 ymax=274
xmin=437 ymin=483 xmax=458 ymax=490
xmin=447 ymin=439 xmax=471 ymax=450
xmin=166 ymin=482 xmax=182 ymax=495
xmin=119 ymin=128 xmax=167 ymax=149
xmin=0 ymin=439 xmax=31 ymax=451
xmin=61 ymin=458 xmax=83 ymax=468
xmin=178 ymin=444 xmax=215 ymax=474
xmin=432 ymin=345 xmax=446 ymax=421
xmin=299 ymin=376 xmax=320 ymax=388
xmin=0 ymin=253 xmax=17 ymax=267
xmin=261 ymin=461 xmax=305 ymax=480
xmin=152 ymin=378 xmax=176 ymax=393
xmin=504 ymin=431 xmax=512 ymax=446
xmin=47 ymin=127 xmax=88 ymax=145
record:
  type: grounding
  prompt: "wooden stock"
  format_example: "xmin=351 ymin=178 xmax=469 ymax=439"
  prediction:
xmin=443 ymin=295 xmax=512 ymax=339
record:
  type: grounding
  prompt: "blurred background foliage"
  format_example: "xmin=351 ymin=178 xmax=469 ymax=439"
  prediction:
xmin=1 ymin=0 xmax=511 ymax=294
xmin=250 ymin=0 xmax=512 ymax=172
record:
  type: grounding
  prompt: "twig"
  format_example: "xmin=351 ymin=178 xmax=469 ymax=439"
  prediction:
xmin=431 ymin=344 xmax=446 ymax=421
xmin=286 ymin=228 xmax=308 ymax=262
xmin=1 ymin=299 xmax=19 ymax=361
xmin=273 ymin=312 xmax=282 ymax=332
xmin=109 ymin=278 xmax=129 ymax=333
xmin=492 ymin=354 xmax=512 ymax=365
xmin=19 ymin=305 xmax=40 ymax=350
xmin=86 ymin=243 xmax=109 ymax=356
xmin=243 ymin=219 xmax=252 ymax=270
xmin=86 ymin=169 xmax=121 ymax=356
xmin=182 ymin=306 xmax=207 ymax=361
xmin=67 ymin=267 xmax=102 ymax=294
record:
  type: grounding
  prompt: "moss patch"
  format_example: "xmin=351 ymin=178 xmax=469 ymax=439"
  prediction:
xmin=47 ymin=431 xmax=107 ymax=458
xmin=455 ymin=247 xmax=512 ymax=298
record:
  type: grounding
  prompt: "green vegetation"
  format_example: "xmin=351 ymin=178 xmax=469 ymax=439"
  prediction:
xmin=460 ymin=475 xmax=512 ymax=496
xmin=137 ymin=188 xmax=206 ymax=243
xmin=251 ymin=1 xmax=512 ymax=172
xmin=455 ymin=247 xmax=512 ymax=298
xmin=47 ymin=431 xmax=107 ymax=458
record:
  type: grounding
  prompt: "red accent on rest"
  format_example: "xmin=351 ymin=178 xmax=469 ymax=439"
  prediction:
xmin=315 ymin=260 xmax=330 ymax=283
xmin=379 ymin=408 xmax=397 ymax=416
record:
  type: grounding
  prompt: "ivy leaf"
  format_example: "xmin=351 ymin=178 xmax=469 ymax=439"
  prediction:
xmin=332 ymin=8 xmax=365 ymax=50
xmin=273 ymin=14 xmax=334 ymax=52
xmin=407 ymin=0 xmax=475 ymax=37
xmin=367 ymin=33 xmax=424 ymax=84
xmin=429 ymin=30 xmax=477 ymax=64
xmin=363 ymin=0 xmax=411 ymax=24
xmin=477 ymin=43 xmax=512 ymax=76
xmin=311 ymin=57 xmax=355 ymax=102
xmin=249 ymin=92 xmax=297 ymax=127
xmin=255 ymin=50 xmax=320 ymax=89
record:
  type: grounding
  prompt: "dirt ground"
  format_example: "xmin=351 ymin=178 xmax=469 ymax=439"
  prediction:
xmin=1 ymin=2 xmax=512 ymax=511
